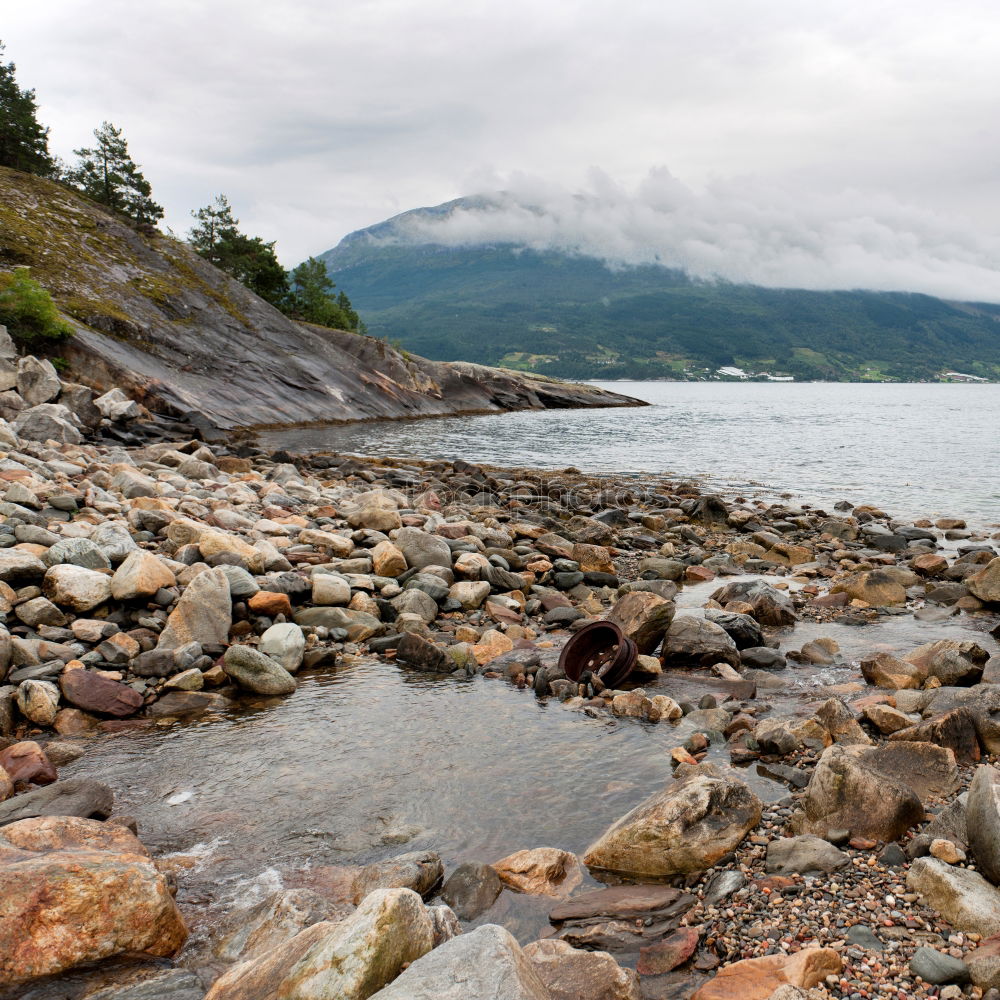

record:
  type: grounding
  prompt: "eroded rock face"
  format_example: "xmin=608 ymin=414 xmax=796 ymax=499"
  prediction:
xmin=0 ymin=816 xmax=187 ymax=988
xmin=368 ymin=923 xmax=551 ymax=1000
xmin=204 ymin=887 xmax=433 ymax=1000
xmin=583 ymin=772 xmax=761 ymax=878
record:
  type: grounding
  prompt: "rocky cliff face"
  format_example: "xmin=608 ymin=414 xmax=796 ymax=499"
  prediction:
xmin=0 ymin=168 xmax=643 ymax=435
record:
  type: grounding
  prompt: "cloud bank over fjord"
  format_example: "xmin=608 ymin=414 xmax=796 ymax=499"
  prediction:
xmin=389 ymin=169 xmax=1000 ymax=303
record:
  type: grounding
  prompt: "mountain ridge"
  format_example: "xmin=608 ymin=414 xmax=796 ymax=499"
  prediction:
xmin=319 ymin=197 xmax=1000 ymax=382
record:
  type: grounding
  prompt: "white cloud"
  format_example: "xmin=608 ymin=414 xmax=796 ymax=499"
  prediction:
xmin=388 ymin=168 xmax=1000 ymax=300
xmin=3 ymin=0 xmax=1000 ymax=298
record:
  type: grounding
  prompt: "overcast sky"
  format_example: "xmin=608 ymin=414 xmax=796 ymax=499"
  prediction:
xmin=5 ymin=0 xmax=1000 ymax=299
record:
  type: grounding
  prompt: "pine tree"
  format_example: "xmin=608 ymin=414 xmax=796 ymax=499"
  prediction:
xmin=188 ymin=195 xmax=289 ymax=307
xmin=0 ymin=41 xmax=54 ymax=175
xmin=70 ymin=122 xmax=163 ymax=225
xmin=287 ymin=257 xmax=360 ymax=330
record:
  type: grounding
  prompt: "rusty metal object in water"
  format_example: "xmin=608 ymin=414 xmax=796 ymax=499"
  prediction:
xmin=558 ymin=620 xmax=638 ymax=688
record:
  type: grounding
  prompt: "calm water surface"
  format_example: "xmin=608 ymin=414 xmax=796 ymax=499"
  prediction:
xmin=261 ymin=382 xmax=1000 ymax=526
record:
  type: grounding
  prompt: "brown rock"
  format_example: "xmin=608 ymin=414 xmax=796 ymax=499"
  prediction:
xmin=493 ymin=847 xmax=580 ymax=896
xmin=814 ymin=698 xmax=871 ymax=745
xmin=860 ymin=651 xmax=927 ymax=690
xmin=889 ymin=707 xmax=981 ymax=764
xmin=584 ymin=772 xmax=761 ymax=878
xmin=0 ymin=816 xmax=187 ymax=988
xmin=968 ymin=557 xmax=1000 ymax=603
xmin=791 ymin=744 xmax=926 ymax=840
xmin=912 ymin=553 xmax=948 ymax=576
xmin=637 ymin=926 xmax=701 ymax=974
xmin=523 ymin=938 xmax=640 ymax=1000
xmin=247 ymin=590 xmax=293 ymax=618
xmin=372 ymin=540 xmax=407 ymax=577
xmin=572 ymin=543 xmax=615 ymax=574
xmin=691 ymin=947 xmax=842 ymax=1000
xmin=606 ymin=591 xmax=677 ymax=655
xmin=58 ymin=669 xmax=143 ymax=718
xmin=0 ymin=741 xmax=56 ymax=786
xmin=831 ymin=570 xmax=906 ymax=607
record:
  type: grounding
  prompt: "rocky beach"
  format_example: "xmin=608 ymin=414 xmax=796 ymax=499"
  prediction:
xmin=0 ymin=339 xmax=999 ymax=1000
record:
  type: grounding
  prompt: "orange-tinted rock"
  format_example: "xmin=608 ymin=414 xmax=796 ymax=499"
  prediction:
xmin=913 ymin=553 xmax=948 ymax=576
xmin=691 ymin=947 xmax=842 ymax=1000
xmin=0 ymin=816 xmax=187 ymax=988
xmin=248 ymin=591 xmax=293 ymax=618
xmin=0 ymin=742 xmax=57 ymax=786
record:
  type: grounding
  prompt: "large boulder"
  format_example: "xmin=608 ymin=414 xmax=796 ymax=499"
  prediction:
xmin=110 ymin=550 xmax=176 ymax=601
xmin=368 ymin=924 xmax=550 ymax=1000
xmin=583 ymin=771 xmax=761 ymax=877
xmin=523 ymin=938 xmax=640 ymax=1000
xmin=204 ymin=888 xmax=433 ymax=1000
xmin=605 ymin=592 xmax=676 ymax=655
xmin=889 ymin=707 xmax=981 ymax=763
xmin=968 ymin=557 xmax=1000 ymax=603
xmin=258 ymin=622 xmax=306 ymax=674
xmin=691 ymin=948 xmax=842 ymax=1000
xmin=0 ymin=778 xmax=113 ymax=826
xmin=968 ymin=765 xmax=1000 ymax=886
xmin=16 ymin=356 xmax=61 ymax=406
xmin=830 ymin=570 xmax=906 ymax=607
xmin=0 ymin=816 xmax=187 ymax=988
xmin=440 ymin=862 xmax=503 ymax=920
xmin=660 ymin=616 xmax=739 ymax=668
xmin=907 ymin=857 xmax=1000 ymax=936
xmin=789 ymin=744 xmax=924 ymax=841
xmin=860 ymin=651 xmax=927 ymax=690
xmin=59 ymin=669 xmax=144 ymax=717
xmin=394 ymin=527 xmax=452 ymax=572
xmin=709 ymin=580 xmax=797 ymax=626
xmin=157 ymin=566 xmax=232 ymax=650
xmin=13 ymin=403 xmax=82 ymax=444
xmin=42 ymin=564 xmax=111 ymax=612
xmin=905 ymin=640 xmax=989 ymax=686
xmin=223 ymin=645 xmax=296 ymax=696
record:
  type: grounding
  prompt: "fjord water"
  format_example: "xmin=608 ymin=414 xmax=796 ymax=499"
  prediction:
xmin=262 ymin=382 xmax=1000 ymax=526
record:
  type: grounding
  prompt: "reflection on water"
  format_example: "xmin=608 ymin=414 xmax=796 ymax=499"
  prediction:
xmin=260 ymin=382 xmax=1000 ymax=526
